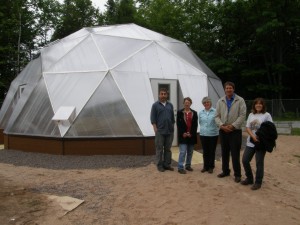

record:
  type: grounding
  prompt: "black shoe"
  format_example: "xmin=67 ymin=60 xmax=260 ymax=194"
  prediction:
xmin=251 ymin=183 xmax=261 ymax=190
xmin=217 ymin=172 xmax=230 ymax=178
xmin=164 ymin=166 xmax=174 ymax=171
xmin=241 ymin=178 xmax=254 ymax=185
xmin=234 ymin=177 xmax=241 ymax=183
xmin=208 ymin=168 xmax=213 ymax=174
xmin=178 ymin=169 xmax=186 ymax=174
xmin=157 ymin=167 xmax=165 ymax=172
xmin=201 ymin=168 xmax=208 ymax=173
xmin=185 ymin=166 xmax=193 ymax=171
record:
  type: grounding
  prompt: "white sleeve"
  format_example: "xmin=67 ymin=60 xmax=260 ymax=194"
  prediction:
xmin=266 ymin=112 xmax=273 ymax=122
xmin=246 ymin=113 xmax=253 ymax=128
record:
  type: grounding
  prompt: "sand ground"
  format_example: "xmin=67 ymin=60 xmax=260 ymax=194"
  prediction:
xmin=0 ymin=134 xmax=299 ymax=225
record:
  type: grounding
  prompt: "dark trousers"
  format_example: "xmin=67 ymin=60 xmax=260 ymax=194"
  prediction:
xmin=200 ymin=135 xmax=218 ymax=170
xmin=242 ymin=146 xmax=266 ymax=184
xmin=219 ymin=129 xmax=242 ymax=177
xmin=155 ymin=132 xmax=174 ymax=169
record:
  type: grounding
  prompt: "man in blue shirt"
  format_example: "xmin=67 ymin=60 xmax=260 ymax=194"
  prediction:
xmin=215 ymin=82 xmax=247 ymax=183
xmin=150 ymin=88 xmax=175 ymax=172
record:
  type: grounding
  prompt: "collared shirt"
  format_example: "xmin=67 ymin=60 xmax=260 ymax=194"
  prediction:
xmin=150 ymin=101 xmax=175 ymax=135
xmin=215 ymin=93 xmax=247 ymax=130
xmin=198 ymin=107 xmax=219 ymax=136
xmin=226 ymin=94 xmax=235 ymax=112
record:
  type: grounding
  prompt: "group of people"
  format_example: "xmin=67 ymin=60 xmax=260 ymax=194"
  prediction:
xmin=150 ymin=81 xmax=274 ymax=190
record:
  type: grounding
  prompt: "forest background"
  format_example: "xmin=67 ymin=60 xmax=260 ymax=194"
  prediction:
xmin=1 ymin=0 xmax=299 ymax=105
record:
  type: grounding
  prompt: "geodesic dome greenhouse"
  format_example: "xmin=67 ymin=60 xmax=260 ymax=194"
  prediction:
xmin=0 ymin=23 xmax=224 ymax=155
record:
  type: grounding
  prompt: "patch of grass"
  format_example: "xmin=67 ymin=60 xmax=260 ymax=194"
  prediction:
xmin=274 ymin=118 xmax=300 ymax=121
xmin=291 ymin=128 xmax=300 ymax=136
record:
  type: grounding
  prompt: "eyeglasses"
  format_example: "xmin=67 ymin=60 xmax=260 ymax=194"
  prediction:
xmin=203 ymin=101 xmax=210 ymax=104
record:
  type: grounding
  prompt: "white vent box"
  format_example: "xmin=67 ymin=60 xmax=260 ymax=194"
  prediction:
xmin=52 ymin=106 xmax=76 ymax=125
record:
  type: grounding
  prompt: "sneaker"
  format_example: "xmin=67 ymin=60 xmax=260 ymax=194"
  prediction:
xmin=164 ymin=166 xmax=174 ymax=171
xmin=157 ymin=167 xmax=165 ymax=172
xmin=185 ymin=166 xmax=193 ymax=171
xmin=217 ymin=172 xmax=230 ymax=178
xmin=234 ymin=177 xmax=241 ymax=183
xmin=208 ymin=168 xmax=213 ymax=174
xmin=241 ymin=178 xmax=254 ymax=185
xmin=251 ymin=183 xmax=261 ymax=190
xmin=178 ymin=169 xmax=187 ymax=174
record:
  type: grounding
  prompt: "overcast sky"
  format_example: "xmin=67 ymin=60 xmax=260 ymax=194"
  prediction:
xmin=90 ymin=0 xmax=107 ymax=12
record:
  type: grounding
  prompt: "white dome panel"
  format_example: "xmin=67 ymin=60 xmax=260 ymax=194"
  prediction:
xmin=47 ymin=35 xmax=108 ymax=72
xmin=111 ymin=71 xmax=155 ymax=136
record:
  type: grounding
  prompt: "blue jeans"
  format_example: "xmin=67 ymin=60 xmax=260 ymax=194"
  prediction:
xmin=155 ymin=132 xmax=174 ymax=169
xmin=242 ymin=146 xmax=266 ymax=184
xmin=178 ymin=144 xmax=194 ymax=169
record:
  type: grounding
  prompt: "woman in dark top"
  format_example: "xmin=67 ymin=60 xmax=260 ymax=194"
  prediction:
xmin=176 ymin=97 xmax=198 ymax=174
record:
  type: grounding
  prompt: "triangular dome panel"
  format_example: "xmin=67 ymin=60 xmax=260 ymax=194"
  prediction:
xmin=47 ymin=35 xmax=108 ymax=72
xmin=44 ymin=71 xmax=106 ymax=113
xmin=93 ymin=34 xmax=151 ymax=68
xmin=132 ymin=24 xmax=181 ymax=42
xmin=0 ymin=58 xmax=42 ymax=128
xmin=159 ymin=41 xmax=220 ymax=80
xmin=112 ymin=42 xmax=163 ymax=78
xmin=93 ymin=24 xmax=151 ymax=40
xmin=156 ymin=44 xmax=205 ymax=78
xmin=93 ymin=24 xmax=181 ymax=43
xmin=44 ymin=71 xmax=106 ymax=136
xmin=6 ymin=79 xmax=60 ymax=136
xmin=111 ymin=71 xmax=154 ymax=136
xmin=178 ymin=74 xmax=208 ymax=113
xmin=41 ymin=36 xmax=86 ymax=71
xmin=115 ymin=43 xmax=203 ymax=79
xmin=65 ymin=73 xmax=142 ymax=137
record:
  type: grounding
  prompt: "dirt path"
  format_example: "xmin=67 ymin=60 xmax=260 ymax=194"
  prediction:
xmin=0 ymin=135 xmax=299 ymax=225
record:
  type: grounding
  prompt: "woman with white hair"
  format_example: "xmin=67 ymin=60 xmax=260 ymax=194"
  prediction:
xmin=198 ymin=97 xmax=219 ymax=173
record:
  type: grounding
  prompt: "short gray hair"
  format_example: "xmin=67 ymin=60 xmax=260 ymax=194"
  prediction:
xmin=202 ymin=96 xmax=211 ymax=104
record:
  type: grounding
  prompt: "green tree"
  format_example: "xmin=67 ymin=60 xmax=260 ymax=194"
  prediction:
xmin=247 ymin=0 xmax=300 ymax=100
xmin=209 ymin=0 xmax=300 ymax=100
xmin=181 ymin=0 xmax=218 ymax=60
xmin=104 ymin=0 xmax=118 ymax=24
xmin=0 ymin=0 xmax=37 ymax=102
xmin=117 ymin=0 xmax=136 ymax=24
xmin=51 ymin=0 xmax=100 ymax=40
xmin=135 ymin=0 xmax=185 ymax=40
xmin=34 ymin=0 xmax=61 ymax=47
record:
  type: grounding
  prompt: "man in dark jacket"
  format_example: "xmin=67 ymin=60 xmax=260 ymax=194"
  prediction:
xmin=150 ymin=88 xmax=175 ymax=172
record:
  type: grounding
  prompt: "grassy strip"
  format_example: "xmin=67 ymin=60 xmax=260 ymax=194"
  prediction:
xmin=291 ymin=128 xmax=300 ymax=136
xmin=274 ymin=118 xmax=300 ymax=121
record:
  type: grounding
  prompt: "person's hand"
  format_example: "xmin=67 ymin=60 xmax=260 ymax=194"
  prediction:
xmin=221 ymin=125 xmax=234 ymax=133
xmin=252 ymin=136 xmax=259 ymax=142
xmin=227 ymin=125 xmax=235 ymax=131
xmin=154 ymin=127 xmax=157 ymax=133
xmin=183 ymin=132 xmax=191 ymax=138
